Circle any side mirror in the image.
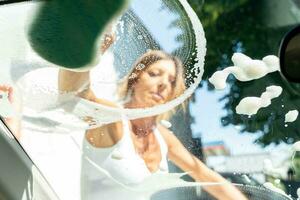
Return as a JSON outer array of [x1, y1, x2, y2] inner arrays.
[[279, 25, 300, 83]]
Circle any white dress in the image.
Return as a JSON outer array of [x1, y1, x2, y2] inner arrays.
[[80, 117, 169, 200]]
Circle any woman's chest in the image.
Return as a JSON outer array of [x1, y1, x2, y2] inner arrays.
[[130, 133, 162, 172], [98, 142, 159, 184]]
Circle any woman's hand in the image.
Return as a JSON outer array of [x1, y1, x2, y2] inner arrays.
[[0, 84, 21, 139]]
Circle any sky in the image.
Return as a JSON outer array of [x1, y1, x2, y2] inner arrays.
[[131, 0, 183, 53], [189, 83, 268, 155]]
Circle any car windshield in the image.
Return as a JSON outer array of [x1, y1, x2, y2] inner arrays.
[[1, 0, 300, 200]]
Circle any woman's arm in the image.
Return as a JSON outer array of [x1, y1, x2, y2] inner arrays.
[[58, 69, 117, 107], [159, 126, 248, 200], [58, 69, 90, 92], [58, 69, 122, 147]]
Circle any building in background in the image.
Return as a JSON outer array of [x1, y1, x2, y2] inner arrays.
[[203, 140, 230, 158]]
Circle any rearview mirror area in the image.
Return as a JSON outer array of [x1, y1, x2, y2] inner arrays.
[[279, 25, 300, 83]]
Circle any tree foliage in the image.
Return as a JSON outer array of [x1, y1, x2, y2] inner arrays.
[[188, 0, 300, 146]]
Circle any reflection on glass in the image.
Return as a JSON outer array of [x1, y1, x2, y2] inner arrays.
[[2, 0, 300, 199], [0, 0, 211, 199]]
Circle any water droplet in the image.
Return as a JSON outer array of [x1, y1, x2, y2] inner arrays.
[[129, 73, 137, 79], [136, 63, 145, 70], [160, 120, 172, 128], [296, 188, 300, 198], [137, 35, 143, 40], [111, 149, 123, 160], [242, 174, 251, 183], [159, 165, 168, 172]]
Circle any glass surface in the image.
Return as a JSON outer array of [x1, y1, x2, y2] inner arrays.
[[1, 0, 300, 199], [189, 0, 300, 199]]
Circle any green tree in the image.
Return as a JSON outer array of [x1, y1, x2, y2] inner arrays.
[[188, 0, 300, 146]]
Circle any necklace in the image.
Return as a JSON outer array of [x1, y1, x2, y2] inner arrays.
[[132, 124, 155, 138]]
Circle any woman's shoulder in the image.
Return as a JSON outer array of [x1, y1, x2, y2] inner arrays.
[[85, 121, 124, 148], [157, 123, 173, 134], [157, 123, 178, 148]]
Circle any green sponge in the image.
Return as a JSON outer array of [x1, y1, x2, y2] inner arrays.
[[28, 0, 130, 71]]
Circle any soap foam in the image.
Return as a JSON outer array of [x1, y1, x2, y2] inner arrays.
[[236, 86, 282, 116], [285, 110, 299, 123], [263, 182, 292, 199], [292, 141, 300, 152], [209, 53, 280, 90], [160, 120, 172, 128], [263, 159, 288, 180]]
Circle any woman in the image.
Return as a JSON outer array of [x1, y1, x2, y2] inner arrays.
[[58, 49, 248, 200]]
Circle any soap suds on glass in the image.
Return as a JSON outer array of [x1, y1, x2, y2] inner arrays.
[[209, 53, 279, 90], [235, 86, 282, 116]]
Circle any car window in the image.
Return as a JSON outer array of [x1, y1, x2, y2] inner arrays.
[[0, 0, 300, 200]]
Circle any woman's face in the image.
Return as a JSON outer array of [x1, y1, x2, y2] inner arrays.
[[130, 59, 177, 108]]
